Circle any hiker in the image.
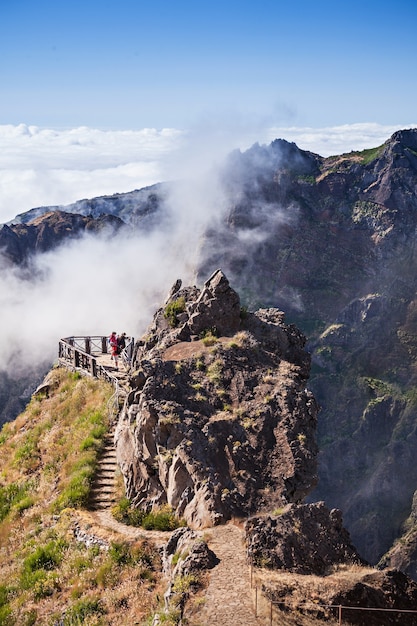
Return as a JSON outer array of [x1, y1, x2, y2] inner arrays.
[[109, 331, 119, 369], [117, 332, 127, 354]]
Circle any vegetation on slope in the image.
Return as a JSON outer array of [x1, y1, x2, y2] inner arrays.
[[0, 368, 162, 625]]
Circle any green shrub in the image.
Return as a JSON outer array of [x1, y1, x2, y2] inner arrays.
[[206, 360, 223, 386], [156, 609, 181, 625], [0, 482, 31, 522], [32, 572, 60, 600], [200, 328, 219, 345], [0, 603, 13, 625], [13, 436, 37, 464], [0, 423, 12, 447], [172, 573, 200, 593], [112, 500, 183, 531], [63, 597, 105, 624], [21, 609, 37, 626], [142, 506, 183, 531], [112, 498, 145, 526], [0, 585, 10, 608], [80, 423, 106, 451], [15, 495, 35, 514], [164, 297, 186, 328], [56, 454, 97, 510], [23, 539, 66, 574], [109, 541, 132, 566]]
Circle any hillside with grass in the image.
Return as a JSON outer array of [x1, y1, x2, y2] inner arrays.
[[0, 368, 163, 625]]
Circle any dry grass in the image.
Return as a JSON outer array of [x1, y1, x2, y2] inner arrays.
[[0, 368, 165, 625], [253, 563, 378, 625]]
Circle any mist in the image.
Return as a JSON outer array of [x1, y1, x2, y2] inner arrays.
[[0, 144, 239, 379]]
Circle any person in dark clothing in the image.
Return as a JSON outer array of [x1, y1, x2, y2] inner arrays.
[[117, 332, 127, 354]]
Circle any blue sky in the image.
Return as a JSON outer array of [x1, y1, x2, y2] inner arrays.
[[0, 0, 416, 222], [1, 0, 416, 129]]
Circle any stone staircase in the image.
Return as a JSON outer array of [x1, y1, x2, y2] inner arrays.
[[88, 426, 119, 510]]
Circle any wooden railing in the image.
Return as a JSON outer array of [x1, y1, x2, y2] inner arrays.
[[59, 336, 111, 383], [58, 335, 134, 386]]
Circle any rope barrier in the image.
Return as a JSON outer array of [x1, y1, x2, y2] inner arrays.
[[250, 574, 417, 625]]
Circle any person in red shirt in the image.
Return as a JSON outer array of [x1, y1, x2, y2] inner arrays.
[[109, 331, 119, 369]]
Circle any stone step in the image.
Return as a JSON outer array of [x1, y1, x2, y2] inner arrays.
[[98, 463, 116, 472], [93, 480, 115, 488], [90, 493, 116, 501], [92, 476, 115, 485], [90, 491, 116, 498], [90, 499, 115, 507], [98, 455, 117, 463], [99, 455, 116, 464]]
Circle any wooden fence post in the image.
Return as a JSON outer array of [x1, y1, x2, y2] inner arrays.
[[102, 336, 108, 354], [339, 605, 342, 625], [85, 337, 91, 354]]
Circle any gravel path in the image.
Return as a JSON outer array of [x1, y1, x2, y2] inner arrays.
[[191, 524, 266, 626]]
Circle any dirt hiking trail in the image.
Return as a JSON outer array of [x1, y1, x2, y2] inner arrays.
[[188, 523, 266, 626]]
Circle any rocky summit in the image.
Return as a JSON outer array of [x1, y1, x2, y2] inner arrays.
[[115, 269, 319, 528]]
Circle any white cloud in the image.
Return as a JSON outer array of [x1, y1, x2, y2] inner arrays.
[[0, 124, 184, 223]]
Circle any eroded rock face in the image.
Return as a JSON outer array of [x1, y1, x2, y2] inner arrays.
[[246, 502, 365, 575], [115, 270, 318, 528]]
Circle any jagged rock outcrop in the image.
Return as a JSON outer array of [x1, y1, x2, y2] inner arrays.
[[115, 270, 318, 528], [160, 527, 218, 617], [245, 504, 417, 625], [246, 502, 365, 575], [379, 490, 417, 580], [9, 183, 166, 228]]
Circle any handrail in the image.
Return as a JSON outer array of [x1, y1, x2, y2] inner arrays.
[[58, 335, 134, 392]]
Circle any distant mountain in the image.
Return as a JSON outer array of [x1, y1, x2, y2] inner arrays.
[[8, 183, 167, 227], [0, 210, 124, 265], [3, 128, 417, 576]]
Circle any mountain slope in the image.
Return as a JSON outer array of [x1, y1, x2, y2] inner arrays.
[[0, 368, 162, 625]]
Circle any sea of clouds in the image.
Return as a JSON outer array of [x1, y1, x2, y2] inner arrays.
[[0, 121, 416, 381]]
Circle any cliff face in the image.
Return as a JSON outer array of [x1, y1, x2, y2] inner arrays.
[[115, 270, 318, 528], [194, 129, 417, 566]]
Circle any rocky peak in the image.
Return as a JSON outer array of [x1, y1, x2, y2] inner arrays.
[[115, 271, 318, 528]]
